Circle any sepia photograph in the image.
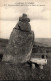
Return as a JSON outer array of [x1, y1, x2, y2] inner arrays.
[[0, 0, 51, 80]]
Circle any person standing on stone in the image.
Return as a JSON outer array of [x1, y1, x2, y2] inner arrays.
[[2, 13, 34, 64]]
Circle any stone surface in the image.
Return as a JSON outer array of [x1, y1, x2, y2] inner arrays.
[[15, 21, 31, 32], [19, 14, 30, 22], [2, 14, 34, 64], [19, 17, 30, 22]]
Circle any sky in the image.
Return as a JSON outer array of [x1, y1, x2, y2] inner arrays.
[[0, 0, 51, 39]]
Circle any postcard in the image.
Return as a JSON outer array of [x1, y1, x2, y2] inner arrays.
[[0, 0, 51, 80]]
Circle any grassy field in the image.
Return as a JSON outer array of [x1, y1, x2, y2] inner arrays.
[[0, 38, 51, 80]]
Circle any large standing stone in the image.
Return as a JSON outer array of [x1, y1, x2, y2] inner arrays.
[[2, 14, 34, 64]]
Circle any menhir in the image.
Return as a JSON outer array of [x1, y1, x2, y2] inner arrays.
[[2, 14, 34, 64]]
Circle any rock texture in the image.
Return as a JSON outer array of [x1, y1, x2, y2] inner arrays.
[[2, 14, 34, 64], [0, 14, 50, 80]]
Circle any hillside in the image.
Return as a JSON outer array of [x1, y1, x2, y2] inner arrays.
[[35, 38, 51, 47], [0, 38, 51, 48]]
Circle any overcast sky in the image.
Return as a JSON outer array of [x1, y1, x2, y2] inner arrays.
[[0, 0, 51, 39]]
